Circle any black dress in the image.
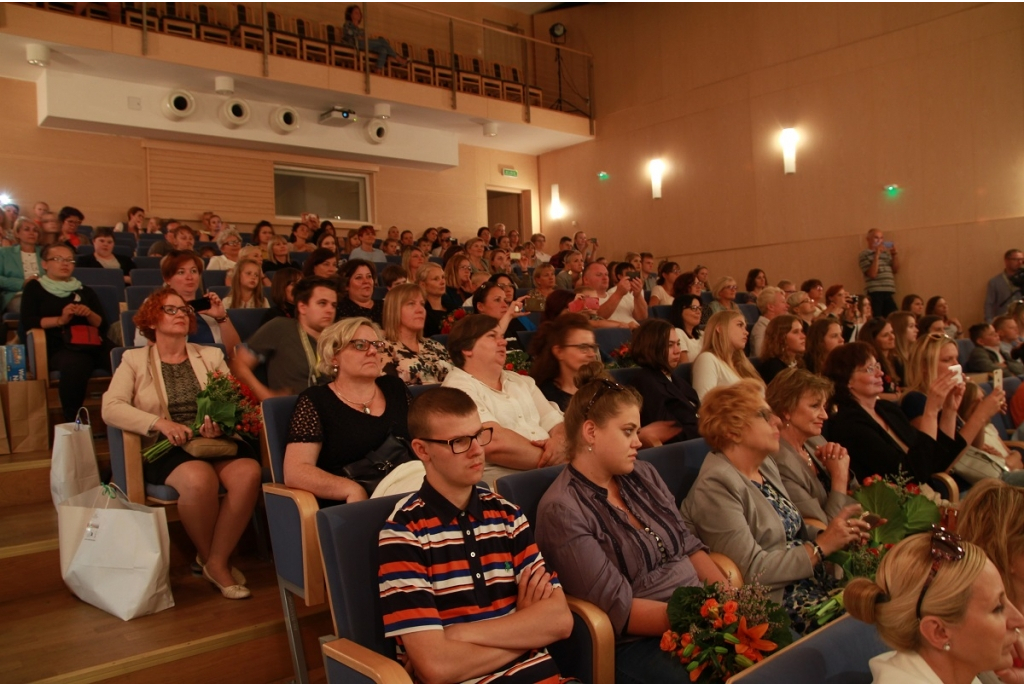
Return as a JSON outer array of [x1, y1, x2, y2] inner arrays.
[[628, 365, 701, 443], [538, 378, 573, 412], [20, 279, 113, 421], [286, 376, 411, 505], [335, 297, 383, 325]]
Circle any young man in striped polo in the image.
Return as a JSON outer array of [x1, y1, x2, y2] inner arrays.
[[378, 387, 573, 683]]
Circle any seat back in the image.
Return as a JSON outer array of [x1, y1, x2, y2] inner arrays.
[[409, 383, 439, 399], [594, 327, 632, 358], [650, 304, 672, 320], [126, 285, 159, 310], [957, 338, 975, 366], [120, 309, 138, 346], [726, 614, 885, 683], [738, 303, 760, 328], [76, 269, 126, 301], [316, 497, 406, 656], [130, 268, 165, 286], [203, 269, 229, 288], [495, 465, 565, 527], [227, 308, 269, 342], [673, 362, 693, 386], [107, 348, 131, 493], [609, 366, 645, 388], [517, 329, 536, 352], [700, 291, 714, 306], [638, 437, 710, 506], [262, 395, 299, 483], [90, 285, 122, 330], [133, 256, 163, 269]]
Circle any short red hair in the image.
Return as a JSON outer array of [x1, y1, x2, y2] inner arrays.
[[160, 250, 204, 283], [134, 287, 198, 342]]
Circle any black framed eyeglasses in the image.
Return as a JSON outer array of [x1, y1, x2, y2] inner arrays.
[[349, 339, 387, 352], [583, 378, 626, 420], [565, 343, 600, 354], [160, 304, 195, 316], [420, 427, 493, 454], [915, 526, 965, 620]]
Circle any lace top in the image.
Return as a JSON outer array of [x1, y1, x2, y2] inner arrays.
[[161, 359, 201, 425], [381, 338, 452, 385]]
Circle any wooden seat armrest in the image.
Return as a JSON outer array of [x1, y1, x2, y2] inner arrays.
[[28, 327, 48, 383], [930, 472, 960, 505], [1005, 441, 1024, 452], [804, 517, 826, 531], [709, 552, 744, 587], [123, 430, 146, 503], [262, 482, 325, 605], [321, 637, 412, 684], [565, 596, 616, 684]]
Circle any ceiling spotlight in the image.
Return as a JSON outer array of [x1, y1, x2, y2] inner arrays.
[[549, 23, 566, 44], [483, 122, 498, 137], [214, 76, 235, 95], [373, 103, 391, 119], [26, 44, 50, 67]]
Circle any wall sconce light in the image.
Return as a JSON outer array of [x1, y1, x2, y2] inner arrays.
[[550, 184, 566, 219], [26, 44, 50, 67], [648, 159, 665, 199], [780, 128, 799, 174], [483, 122, 498, 137]]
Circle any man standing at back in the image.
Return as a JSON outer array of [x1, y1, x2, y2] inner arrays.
[[985, 248, 1024, 322], [378, 387, 573, 683], [858, 228, 899, 318]]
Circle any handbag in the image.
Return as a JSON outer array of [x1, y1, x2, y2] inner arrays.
[[951, 445, 1009, 484], [182, 437, 238, 459], [342, 434, 415, 496], [50, 407, 101, 507], [62, 324, 102, 350]]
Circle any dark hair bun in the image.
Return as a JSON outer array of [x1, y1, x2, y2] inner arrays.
[[573, 361, 609, 390]]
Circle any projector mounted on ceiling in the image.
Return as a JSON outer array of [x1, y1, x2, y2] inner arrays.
[[319, 107, 358, 126]]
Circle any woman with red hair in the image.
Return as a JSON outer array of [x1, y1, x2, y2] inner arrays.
[[103, 287, 260, 600]]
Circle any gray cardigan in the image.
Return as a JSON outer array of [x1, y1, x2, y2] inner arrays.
[[772, 436, 855, 526], [680, 451, 814, 602]]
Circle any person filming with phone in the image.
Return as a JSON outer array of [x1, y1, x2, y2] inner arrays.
[[584, 261, 647, 327], [860, 228, 900, 318]]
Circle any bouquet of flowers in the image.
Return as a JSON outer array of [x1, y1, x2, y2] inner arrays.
[[604, 342, 635, 369], [143, 371, 263, 462], [440, 308, 468, 334], [503, 349, 532, 375], [802, 470, 940, 626], [661, 582, 792, 682]]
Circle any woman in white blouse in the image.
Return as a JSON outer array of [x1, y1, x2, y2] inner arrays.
[[692, 309, 763, 400]]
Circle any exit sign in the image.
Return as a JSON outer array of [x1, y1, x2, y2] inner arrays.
[[501, 168, 518, 178]]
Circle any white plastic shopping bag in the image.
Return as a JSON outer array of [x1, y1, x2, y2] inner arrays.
[[58, 484, 175, 620], [50, 408, 101, 508]]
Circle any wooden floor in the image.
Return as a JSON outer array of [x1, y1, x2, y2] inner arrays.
[[0, 439, 333, 683]]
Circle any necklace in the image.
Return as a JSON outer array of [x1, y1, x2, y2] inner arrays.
[[331, 381, 377, 414]]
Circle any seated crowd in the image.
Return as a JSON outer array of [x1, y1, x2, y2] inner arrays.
[[7, 197, 1024, 682]]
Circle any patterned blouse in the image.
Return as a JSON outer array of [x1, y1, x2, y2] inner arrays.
[[381, 338, 452, 385]]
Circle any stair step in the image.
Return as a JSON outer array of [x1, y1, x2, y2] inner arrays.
[[0, 501, 62, 603], [0, 440, 111, 507]]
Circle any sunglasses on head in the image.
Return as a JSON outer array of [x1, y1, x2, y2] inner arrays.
[[915, 526, 965, 620], [583, 378, 626, 420]]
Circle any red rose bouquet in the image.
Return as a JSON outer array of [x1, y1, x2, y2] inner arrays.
[[440, 308, 468, 334]]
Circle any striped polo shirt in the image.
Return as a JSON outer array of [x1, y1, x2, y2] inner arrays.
[[379, 481, 562, 684]]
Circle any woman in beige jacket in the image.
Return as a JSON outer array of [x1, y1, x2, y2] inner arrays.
[[102, 287, 260, 600]]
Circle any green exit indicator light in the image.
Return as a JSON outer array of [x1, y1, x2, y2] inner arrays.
[[501, 168, 518, 178], [884, 184, 901, 197], [597, 171, 609, 181]]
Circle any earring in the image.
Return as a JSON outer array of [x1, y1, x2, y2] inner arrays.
[[331, 364, 338, 374], [587, 445, 593, 452], [943, 642, 950, 652]]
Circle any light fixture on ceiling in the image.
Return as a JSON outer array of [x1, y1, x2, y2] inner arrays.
[[549, 23, 567, 44], [0, 194, 12, 206], [214, 76, 235, 95], [780, 128, 799, 174], [26, 44, 50, 67], [373, 103, 391, 119], [648, 159, 665, 199], [550, 184, 566, 219], [483, 122, 498, 137]]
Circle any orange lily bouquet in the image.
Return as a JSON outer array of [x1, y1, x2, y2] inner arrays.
[[661, 582, 793, 682]]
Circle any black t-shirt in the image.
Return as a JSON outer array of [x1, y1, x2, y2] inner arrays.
[[538, 378, 573, 412], [20, 280, 108, 357]]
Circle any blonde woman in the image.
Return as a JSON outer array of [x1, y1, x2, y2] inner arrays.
[[380, 283, 451, 386], [464, 237, 490, 275], [706, 276, 739, 316], [223, 258, 267, 309], [414, 262, 450, 337], [845, 531, 1024, 683], [401, 247, 426, 277], [691, 309, 763, 400], [960, 480, 1024, 615]]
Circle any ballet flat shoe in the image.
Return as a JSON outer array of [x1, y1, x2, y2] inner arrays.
[[203, 566, 251, 600], [196, 554, 247, 586]]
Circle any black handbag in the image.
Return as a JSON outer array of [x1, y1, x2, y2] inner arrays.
[[341, 434, 415, 496]]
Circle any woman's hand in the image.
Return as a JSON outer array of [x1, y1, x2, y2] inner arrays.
[[977, 386, 1007, 421], [817, 442, 851, 484], [338, 478, 368, 503], [197, 415, 223, 438], [924, 367, 959, 413], [815, 504, 870, 556], [155, 418, 194, 447], [59, 303, 78, 325], [204, 292, 227, 319], [638, 420, 683, 447]]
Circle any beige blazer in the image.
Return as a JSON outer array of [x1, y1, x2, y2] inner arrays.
[[680, 451, 814, 603], [772, 436, 855, 526], [101, 344, 229, 444]]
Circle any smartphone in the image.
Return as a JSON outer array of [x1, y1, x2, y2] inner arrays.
[[510, 252, 521, 260], [861, 513, 884, 529], [883, 241, 894, 249], [626, 270, 641, 280], [524, 295, 545, 313], [588, 237, 598, 244], [993, 367, 1004, 388], [190, 296, 212, 313], [948, 363, 965, 385]]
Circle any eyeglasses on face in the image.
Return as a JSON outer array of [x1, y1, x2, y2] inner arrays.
[[222, 240, 241, 247], [584, 378, 626, 420], [755, 408, 775, 423], [420, 426, 494, 454], [855, 363, 883, 374], [46, 256, 75, 264], [160, 304, 195, 316], [915, 526, 965, 620], [564, 343, 600, 354], [684, 304, 703, 312], [348, 339, 387, 352]]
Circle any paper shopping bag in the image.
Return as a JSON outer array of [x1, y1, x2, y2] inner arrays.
[[0, 387, 10, 455], [50, 408, 101, 508], [0, 380, 49, 453], [58, 485, 175, 621]]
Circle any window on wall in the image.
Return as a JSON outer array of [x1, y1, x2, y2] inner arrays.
[[274, 166, 369, 221]]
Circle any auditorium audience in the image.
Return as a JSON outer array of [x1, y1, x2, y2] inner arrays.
[[471, 281, 529, 350], [261, 235, 295, 277], [682, 380, 867, 633], [985, 248, 1024, 321], [994, 315, 1024, 371], [442, 253, 474, 309], [628, 318, 701, 445], [959, 480, 1024, 617], [706, 276, 740, 317], [926, 295, 963, 339], [262, 267, 302, 324], [464, 237, 490, 275], [535, 365, 726, 683], [283, 317, 410, 506], [587, 261, 647, 326], [555, 249, 584, 290], [531, 233, 551, 262], [335, 259, 383, 324], [671, 270, 703, 300], [800, 279, 826, 317], [113, 206, 144, 235], [694, 264, 710, 291], [207, 229, 242, 273], [57, 206, 87, 249], [400, 246, 425, 277], [348, 225, 386, 264], [955, 382, 1024, 481], [380, 283, 451, 386], [252, 220, 275, 258], [441, 314, 567, 485], [766, 368, 855, 524], [745, 268, 767, 300], [528, 313, 598, 411], [888, 310, 918, 382], [102, 287, 260, 600], [315, 233, 338, 254], [154, 251, 241, 355], [858, 317, 902, 399], [22, 243, 113, 421], [902, 293, 925, 319], [692, 310, 762, 400], [76, 227, 134, 284], [300, 247, 338, 280], [573, 230, 599, 263], [966, 322, 1019, 374], [758, 314, 806, 384], [750, 285, 787, 357], [817, 284, 852, 321], [529, 262, 557, 302], [669, 292, 703, 361], [648, 260, 680, 307], [859, 228, 900, 317], [845, 531, 1024, 684], [788, 289, 817, 328], [803, 317, 844, 374], [222, 258, 266, 309], [0, 217, 43, 313], [821, 341, 964, 483]]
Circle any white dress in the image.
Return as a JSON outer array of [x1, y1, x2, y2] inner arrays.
[[691, 352, 742, 400]]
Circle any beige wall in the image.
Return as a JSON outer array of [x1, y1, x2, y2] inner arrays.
[[0, 77, 538, 240], [535, 2, 1024, 323]]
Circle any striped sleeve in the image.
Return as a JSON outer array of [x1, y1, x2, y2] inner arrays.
[[379, 495, 445, 637]]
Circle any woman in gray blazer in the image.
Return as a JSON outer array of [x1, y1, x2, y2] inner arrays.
[[681, 379, 869, 634], [766, 368, 857, 526]]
